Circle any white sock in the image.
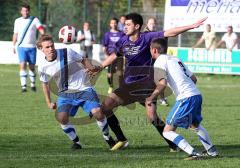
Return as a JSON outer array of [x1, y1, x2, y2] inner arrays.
[[28, 70, 36, 87], [61, 123, 80, 144], [163, 131, 194, 155], [96, 117, 110, 141], [19, 70, 27, 88], [192, 125, 213, 151]]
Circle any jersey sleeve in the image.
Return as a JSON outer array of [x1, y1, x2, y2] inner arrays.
[[13, 19, 18, 33], [154, 57, 167, 84], [33, 17, 43, 30], [145, 31, 164, 41]]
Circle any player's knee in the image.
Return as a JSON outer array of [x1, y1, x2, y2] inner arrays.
[[56, 112, 69, 124], [91, 107, 104, 120]]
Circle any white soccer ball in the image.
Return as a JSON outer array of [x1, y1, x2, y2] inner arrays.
[[58, 25, 76, 44]]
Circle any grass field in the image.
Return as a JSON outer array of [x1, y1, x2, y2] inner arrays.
[[0, 64, 240, 168]]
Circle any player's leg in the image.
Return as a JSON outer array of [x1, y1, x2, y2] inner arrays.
[[57, 97, 82, 149], [144, 101, 178, 151], [27, 48, 37, 91], [102, 92, 128, 150], [107, 64, 114, 94], [189, 94, 218, 157], [17, 47, 28, 92], [163, 96, 203, 160], [90, 107, 116, 148], [190, 124, 218, 157], [80, 88, 116, 148], [163, 125, 201, 160]]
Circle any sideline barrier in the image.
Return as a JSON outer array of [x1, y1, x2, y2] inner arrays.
[[0, 41, 104, 65], [168, 47, 240, 75]]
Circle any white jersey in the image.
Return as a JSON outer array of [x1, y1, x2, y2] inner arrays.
[[14, 16, 42, 48], [38, 48, 92, 92], [154, 54, 201, 100], [221, 32, 238, 50], [77, 30, 95, 47]]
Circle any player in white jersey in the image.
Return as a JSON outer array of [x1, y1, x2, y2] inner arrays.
[[37, 35, 115, 150], [147, 38, 218, 160], [13, 4, 45, 92]]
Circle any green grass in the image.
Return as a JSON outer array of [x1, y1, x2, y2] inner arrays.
[[0, 64, 240, 168]]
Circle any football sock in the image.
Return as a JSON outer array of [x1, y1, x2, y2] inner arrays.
[[19, 70, 27, 88], [96, 117, 111, 141], [163, 131, 194, 155], [28, 70, 36, 87], [191, 124, 213, 151], [61, 123, 80, 144], [107, 76, 113, 87], [151, 118, 177, 149], [107, 113, 127, 141]]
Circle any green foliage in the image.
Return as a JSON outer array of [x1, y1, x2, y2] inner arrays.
[[0, 64, 240, 167]]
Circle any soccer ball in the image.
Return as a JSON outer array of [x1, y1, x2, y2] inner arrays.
[[58, 25, 76, 44]]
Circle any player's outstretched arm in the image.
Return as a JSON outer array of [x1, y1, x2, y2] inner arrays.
[[164, 17, 207, 37], [42, 82, 56, 110], [101, 52, 117, 68]]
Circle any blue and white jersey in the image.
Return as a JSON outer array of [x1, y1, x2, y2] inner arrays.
[[14, 16, 43, 48], [38, 48, 92, 93], [154, 54, 200, 100]]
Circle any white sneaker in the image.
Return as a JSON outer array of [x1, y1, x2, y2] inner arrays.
[[202, 146, 219, 157], [159, 99, 169, 106]]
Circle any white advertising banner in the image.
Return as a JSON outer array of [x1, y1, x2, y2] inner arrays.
[[164, 0, 240, 32]]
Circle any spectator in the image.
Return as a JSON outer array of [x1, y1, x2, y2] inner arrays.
[[216, 26, 238, 52], [77, 21, 96, 59], [192, 24, 216, 50]]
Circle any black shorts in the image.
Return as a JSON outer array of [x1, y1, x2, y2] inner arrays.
[[114, 79, 156, 106]]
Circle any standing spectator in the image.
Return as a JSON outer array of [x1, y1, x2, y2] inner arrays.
[[192, 24, 216, 50], [143, 17, 157, 32], [117, 15, 126, 32], [216, 26, 238, 51], [12, 4, 45, 92], [77, 21, 96, 59]]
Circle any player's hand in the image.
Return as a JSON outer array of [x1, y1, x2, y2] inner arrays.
[[145, 97, 154, 106], [13, 48, 16, 54], [192, 17, 208, 28], [48, 102, 57, 110], [87, 65, 103, 76]]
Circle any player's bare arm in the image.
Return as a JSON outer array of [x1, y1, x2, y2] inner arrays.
[[190, 75, 197, 84], [101, 52, 117, 68], [164, 17, 207, 37], [42, 82, 56, 110], [12, 33, 18, 54], [146, 79, 167, 103]]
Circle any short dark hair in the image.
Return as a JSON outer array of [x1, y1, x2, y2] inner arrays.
[[125, 13, 143, 30], [37, 35, 54, 49], [151, 38, 168, 54], [21, 4, 30, 10]]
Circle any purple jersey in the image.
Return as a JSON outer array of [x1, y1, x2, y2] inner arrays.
[[111, 31, 164, 83], [102, 31, 125, 55]]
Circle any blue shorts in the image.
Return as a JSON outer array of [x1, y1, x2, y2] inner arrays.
[[17, 47, 37, 64], [57, 88, 101, 117], [166, 95, 203, 129]]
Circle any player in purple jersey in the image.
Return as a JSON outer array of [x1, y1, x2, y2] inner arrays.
[[102, 18, 125, 94], [97, 13, 207, 151]]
